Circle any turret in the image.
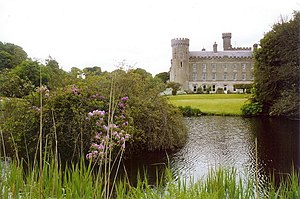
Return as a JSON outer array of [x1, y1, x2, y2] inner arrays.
[[170, 38, 190, 90], [222, 33, 232, 50]]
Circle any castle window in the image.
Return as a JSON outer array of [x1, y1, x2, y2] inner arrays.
[[212, 73, 216, 80], [193, 85, 197, 92], [233, 72, 237, 80], [224, 85, 227, 91], [212, 63, 216, 69], [180, 61, 183, 67], [212, 85, 216, 92], [202, 73, 206, 80], [203, 64, 207, 70], [203, 85, 207, 91], [193, 64, 197, 72], [223, 72, 227, 80], [223, 64, 228, 69], [250, 72, 254, 80], [233, 64, 237, 70], [192, 73, 197, 81], [242, 73, 246, 80], [242, 63, 246, 70]]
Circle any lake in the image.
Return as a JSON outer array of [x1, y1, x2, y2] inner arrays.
[[125, 116, 299, 188]]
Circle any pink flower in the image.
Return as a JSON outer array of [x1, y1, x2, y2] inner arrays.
[[121, 96, 129, 101]]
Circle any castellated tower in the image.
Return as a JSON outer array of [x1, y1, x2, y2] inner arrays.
[[222, 33, 232, 50], [170, 38, 190, 90]]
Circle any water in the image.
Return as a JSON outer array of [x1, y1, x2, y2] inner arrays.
[[170, 116, 299, 186], [126, 116, 299, 187]]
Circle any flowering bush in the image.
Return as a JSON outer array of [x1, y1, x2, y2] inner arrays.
[[86, 96, 132, 163]]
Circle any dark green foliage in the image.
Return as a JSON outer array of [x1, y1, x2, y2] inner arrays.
[[178, 106, 203, 117], [0, 51, 13, 70], [83, 66, 102, 76], [111, 69, 187, 152], [0, 42, 27, 70], [206, 86, 212, 94], [196, 86, 203, 94], [253, 11, 300, 118], [0, 69, 33, 97], [154, 72, 169, 83], [1, 68, 187, 163], [241, 102, 263, 117], [233, 83, 253, 93]]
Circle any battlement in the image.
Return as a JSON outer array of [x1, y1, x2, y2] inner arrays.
[[222, 33, 232, 38], [171, 38, 189, 47], [227, 47, 252, 51]]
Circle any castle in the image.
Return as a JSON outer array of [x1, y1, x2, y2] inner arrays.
[[170, 33, 257, 93]]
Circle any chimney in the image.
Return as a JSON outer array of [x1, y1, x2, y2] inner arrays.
[[222, 33, 232, 50], [253, 43, 258, 51], [213, 42, 217, 53]]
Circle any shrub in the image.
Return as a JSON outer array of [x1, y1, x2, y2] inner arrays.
[[1, 69, 188, 164], [196, 87, 203, 94], [178, 106, 202, 117], [241, 102, 263, 117], [216, 88, 224, 94]]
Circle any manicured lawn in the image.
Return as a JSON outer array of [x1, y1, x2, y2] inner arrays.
[[166, 94, 250, 116]]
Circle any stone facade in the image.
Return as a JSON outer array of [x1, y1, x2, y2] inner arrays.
[[170, 33, 256, 93]]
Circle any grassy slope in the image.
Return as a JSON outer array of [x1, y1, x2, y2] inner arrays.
[[166, 94, 250, 116]]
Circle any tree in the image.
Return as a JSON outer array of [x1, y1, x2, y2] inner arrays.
[[0, 42, 27, 68], [253, 11, 299, 118], [0, 51, 13, 70], [45, 57, 69, 90], [12, 59, 49, 87], [167, 82, 181, 95], [155, 72, 169, 83], [83, 66, 102, 76], [0, 69, 33, 97]]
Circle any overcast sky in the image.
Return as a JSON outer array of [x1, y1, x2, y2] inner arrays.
[[0, 0, 299, 75]]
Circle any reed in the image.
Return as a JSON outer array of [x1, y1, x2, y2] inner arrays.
[[0, 156, 299, 198]]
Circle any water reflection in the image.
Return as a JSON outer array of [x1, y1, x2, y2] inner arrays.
[[170, 116, 299, 187]]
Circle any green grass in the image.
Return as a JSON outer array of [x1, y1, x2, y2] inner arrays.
[[166, 94, 250, 116], [1, 158, 299, 198]]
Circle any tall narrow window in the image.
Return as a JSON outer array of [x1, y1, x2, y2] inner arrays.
[[212, 85, 216, 92], [180, 61, 183, 67], [224, 72, 227, 80], [242, 73, 246, 80], [203, 64, 207, 70], [192, 73, 197, 81], [193, 64, 197, 72], [233, 64, 237, 70], [233, 72, 237, 80], [212, 73, 216, 80], [202, 73, 207, 80], [242, 63, 246, 70], [212, 63, 216, 70]]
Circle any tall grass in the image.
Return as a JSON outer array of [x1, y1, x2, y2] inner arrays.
[[1, 158, 298, 198]]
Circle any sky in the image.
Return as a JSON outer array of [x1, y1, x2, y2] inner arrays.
[[0, 0, 299, 75]]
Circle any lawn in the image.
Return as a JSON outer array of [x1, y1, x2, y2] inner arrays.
[[166, 94, 250, 116]]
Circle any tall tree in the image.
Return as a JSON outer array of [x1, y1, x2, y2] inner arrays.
[[155, 72, 169, 83], [0, 42, 27, 69], [254, 11, 300, 118]]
